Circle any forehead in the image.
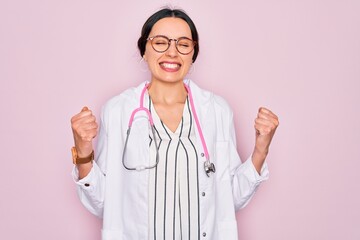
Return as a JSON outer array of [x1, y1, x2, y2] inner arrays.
[[150, 17, 192, 38]]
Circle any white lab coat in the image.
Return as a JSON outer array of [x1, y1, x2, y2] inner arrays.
[[72, 79, 269, 240]]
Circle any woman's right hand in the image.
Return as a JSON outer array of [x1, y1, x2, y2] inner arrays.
[[71, 107, 98, 158]]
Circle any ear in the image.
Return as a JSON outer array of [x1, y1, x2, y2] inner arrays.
[[143, 55, 147, 62]]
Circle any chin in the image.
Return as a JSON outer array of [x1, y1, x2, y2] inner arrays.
[[154, 74, 185, 83]]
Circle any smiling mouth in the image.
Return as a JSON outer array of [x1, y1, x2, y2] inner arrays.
[[160, 62, 181, 71]]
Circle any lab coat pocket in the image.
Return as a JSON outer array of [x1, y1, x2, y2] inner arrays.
[[217, 220, 238, 239], [101, 229, 126, 240]]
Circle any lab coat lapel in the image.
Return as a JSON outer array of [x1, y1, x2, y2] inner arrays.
[[185, 80, 216, 186], [185, 80, 212, 131]]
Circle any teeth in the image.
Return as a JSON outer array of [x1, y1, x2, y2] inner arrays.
[[161, 63, 180, 69]]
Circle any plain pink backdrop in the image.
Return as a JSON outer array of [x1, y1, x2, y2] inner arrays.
[[1, 0, 359, 239]]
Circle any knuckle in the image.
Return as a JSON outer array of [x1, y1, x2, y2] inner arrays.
[[260, 107, 268, 113], [70, 115, 79, 124], [71, 122, 79, 130], [270, 120, 278, 129], [79, 132, 88, 139]]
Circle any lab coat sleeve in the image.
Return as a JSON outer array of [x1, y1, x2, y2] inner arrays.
[[71, 107, 107, 218], [228, 113, 269, 211]]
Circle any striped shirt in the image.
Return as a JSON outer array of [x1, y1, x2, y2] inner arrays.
[[148, 97, 200, 240]]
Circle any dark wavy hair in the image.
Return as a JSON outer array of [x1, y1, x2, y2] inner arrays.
[[137, 8, 199, 63]]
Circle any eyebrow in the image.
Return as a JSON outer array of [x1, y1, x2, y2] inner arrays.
[[149, 34, 193, 40]]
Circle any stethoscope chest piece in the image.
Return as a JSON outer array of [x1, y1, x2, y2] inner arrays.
[[204, 160, 216, 177]]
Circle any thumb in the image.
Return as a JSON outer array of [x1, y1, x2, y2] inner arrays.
[[81, 106, 89, 112]]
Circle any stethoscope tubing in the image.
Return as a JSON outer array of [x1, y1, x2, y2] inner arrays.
[[183, 84, 209, 161], [122, 82, 215, 176]]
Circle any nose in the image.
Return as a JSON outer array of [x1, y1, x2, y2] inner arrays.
[[166, 39, 178, 57]]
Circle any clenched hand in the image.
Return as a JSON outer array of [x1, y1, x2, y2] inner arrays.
[[71, 107, 98, 158], [252, 107, 279, 173]]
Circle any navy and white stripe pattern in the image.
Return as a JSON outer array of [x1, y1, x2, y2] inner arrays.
[[148, 97, 200, 240]]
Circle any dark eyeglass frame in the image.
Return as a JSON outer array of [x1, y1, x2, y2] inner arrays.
[[147, 35, 196, 55]]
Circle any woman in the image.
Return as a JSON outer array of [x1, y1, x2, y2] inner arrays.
[[71, 8, 279, 240]]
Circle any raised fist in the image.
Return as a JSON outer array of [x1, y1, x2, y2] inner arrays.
[[254, 107, 279, 155], [71, 107, 98, 157]]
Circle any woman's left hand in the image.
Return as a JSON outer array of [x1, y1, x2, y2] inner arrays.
[[252, 107, 279, 173]]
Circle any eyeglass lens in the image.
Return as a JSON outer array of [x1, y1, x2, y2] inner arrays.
[[150, 36, 194, 55]]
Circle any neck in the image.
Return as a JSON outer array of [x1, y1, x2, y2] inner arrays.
[[148, 80, 187, 105]]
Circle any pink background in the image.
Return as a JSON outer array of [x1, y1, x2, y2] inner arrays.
[[1, 0, 359, 239]]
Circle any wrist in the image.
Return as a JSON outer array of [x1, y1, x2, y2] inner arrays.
[[71, 147, 94, 164], [251, 148, 268, 174], [73, 142, 93, 158], [76, 148, 93, 158], [252, 147, 268, 161], [77, 161, 93, 180]]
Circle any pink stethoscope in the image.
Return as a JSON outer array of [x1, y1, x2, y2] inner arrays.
[[122, 82, 216, 177]]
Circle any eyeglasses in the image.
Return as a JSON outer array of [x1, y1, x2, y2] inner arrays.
[[147, 35, 196, 55]]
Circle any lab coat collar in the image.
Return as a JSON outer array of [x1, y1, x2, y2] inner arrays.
[[132, 80, 212, 153], [132, 79, 212, 119], [184, 79, 212, 126]]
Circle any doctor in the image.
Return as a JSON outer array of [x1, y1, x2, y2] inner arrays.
[[70, 8, 279, 240]]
